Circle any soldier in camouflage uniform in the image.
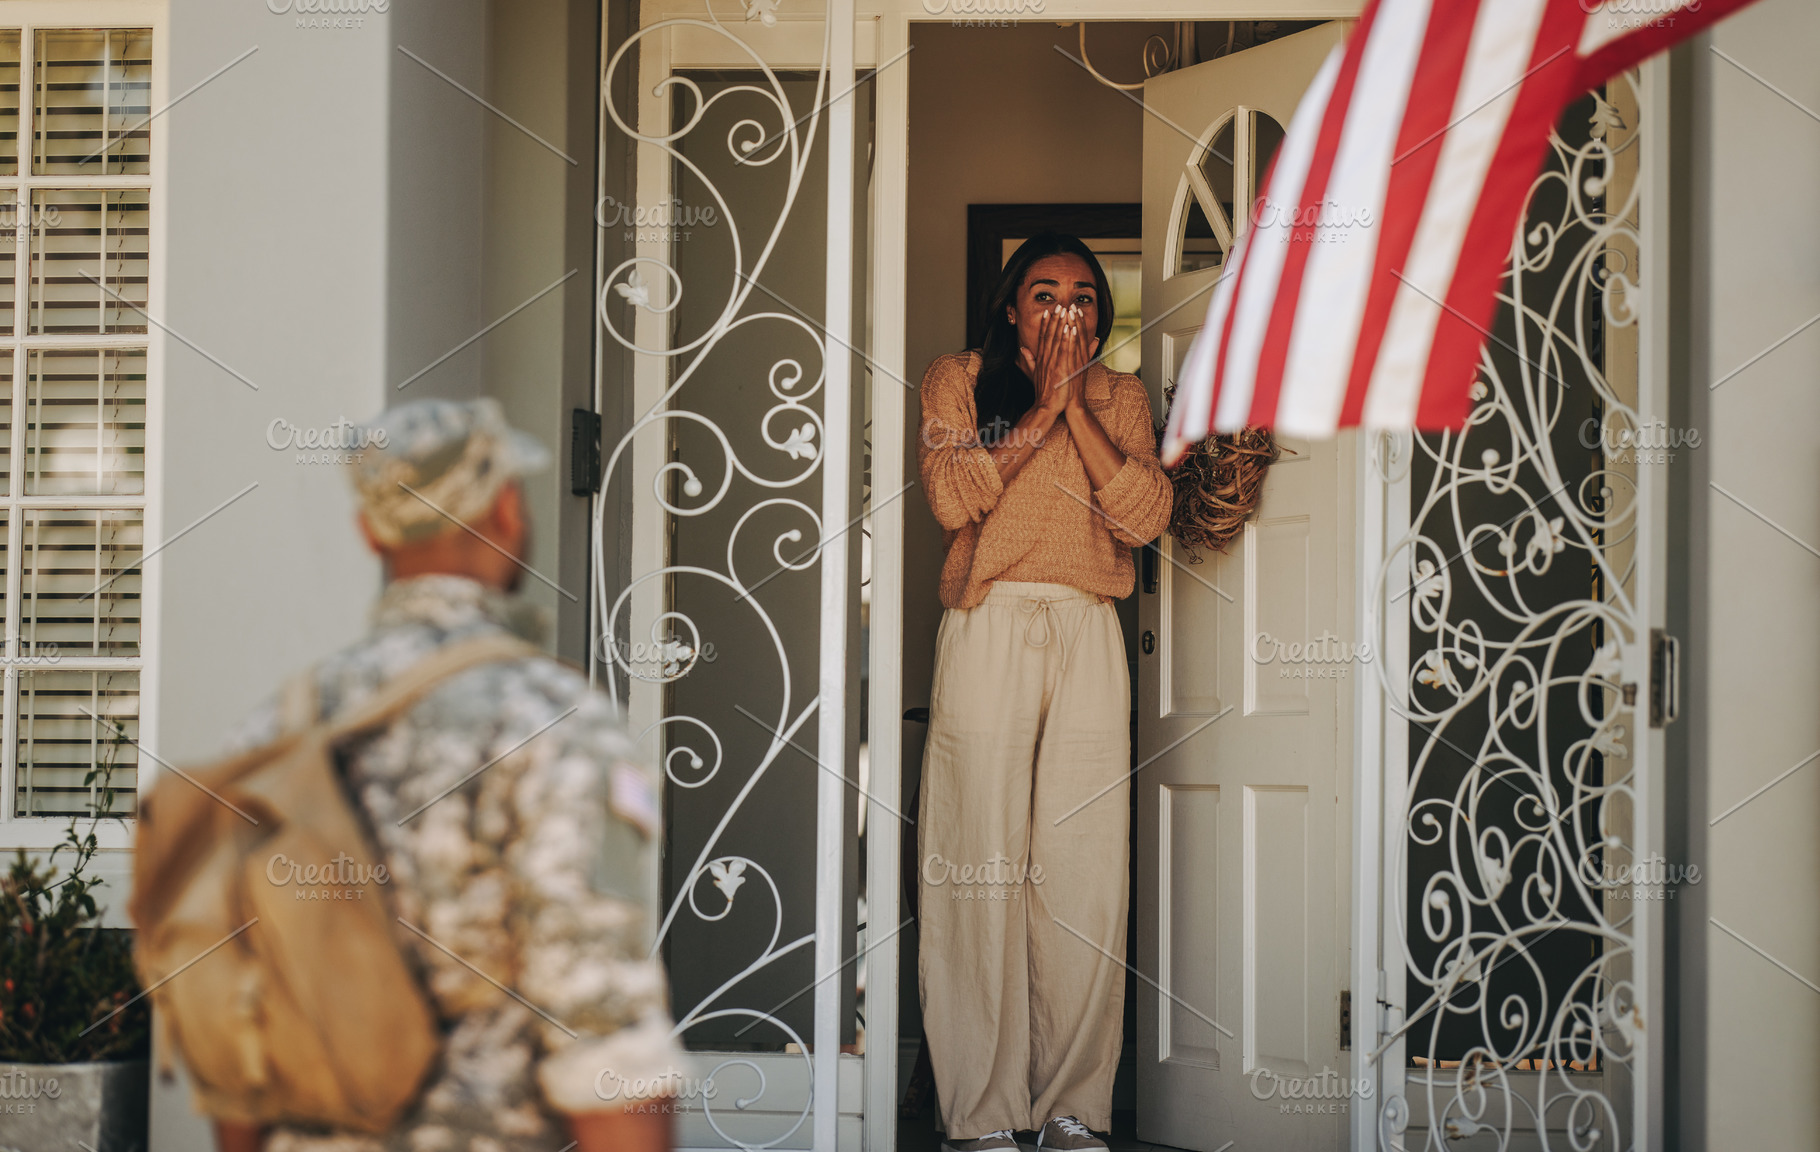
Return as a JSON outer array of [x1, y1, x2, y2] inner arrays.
[[213, 399, 681, 1152]]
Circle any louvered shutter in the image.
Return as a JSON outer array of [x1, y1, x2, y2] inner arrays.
[[0, 27, 151, 820]]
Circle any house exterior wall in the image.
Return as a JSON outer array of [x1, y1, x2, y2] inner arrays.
[[154, 4, 394, 1148], [480, 0, 600, 665], [123, 0, 1820, 1147], [1679, 0, 1820, 1146], [159, 11, 389, 773]]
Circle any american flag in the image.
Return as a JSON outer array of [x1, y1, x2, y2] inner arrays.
[[1161, 0, 1761, 463]]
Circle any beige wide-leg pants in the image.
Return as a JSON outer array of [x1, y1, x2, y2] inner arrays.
[[917, 581, 1130, 1139]]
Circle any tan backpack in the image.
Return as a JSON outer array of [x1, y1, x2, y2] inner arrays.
[[129, 633, 539, 1133]]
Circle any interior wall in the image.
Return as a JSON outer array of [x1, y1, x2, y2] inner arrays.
[[1684, 0, 1820, 1146], [900, 17, 1173, 1042]]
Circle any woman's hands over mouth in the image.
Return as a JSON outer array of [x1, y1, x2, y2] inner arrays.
[[1021, 303, 1100, 416]]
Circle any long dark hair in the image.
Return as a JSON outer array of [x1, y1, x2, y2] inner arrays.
[[973, 233, 1115, 446]]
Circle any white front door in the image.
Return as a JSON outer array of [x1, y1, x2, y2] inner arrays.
[[1135, 24, 1356, 1151]]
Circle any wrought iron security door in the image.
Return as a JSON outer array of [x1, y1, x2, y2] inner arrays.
[[1359, 66, 1669, 1152], [590, 2, 864, 1149]]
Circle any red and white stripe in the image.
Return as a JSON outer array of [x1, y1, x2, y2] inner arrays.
[[1162, 0, 1761, 463]]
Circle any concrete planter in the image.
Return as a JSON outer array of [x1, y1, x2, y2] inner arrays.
[[0, 1060, 149, 1152]]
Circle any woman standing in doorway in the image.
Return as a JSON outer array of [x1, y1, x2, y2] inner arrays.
[[916, 234, 1173, 1152]]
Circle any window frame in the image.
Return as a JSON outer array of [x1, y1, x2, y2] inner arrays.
[[0, 1, 164, 852]]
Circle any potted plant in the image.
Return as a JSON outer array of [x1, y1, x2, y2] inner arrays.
[[0, 753, 151, 1152]]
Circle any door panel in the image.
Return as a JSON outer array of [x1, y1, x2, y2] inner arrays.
[[1162, 541, 1226, 717], [1137, 22, 1351, 1151], [1245, 784, 1310, 1074], [1160, 783, 1222, 1069], [1247, 516, 1311, 716]]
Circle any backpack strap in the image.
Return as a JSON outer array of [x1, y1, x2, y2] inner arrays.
[[320, 632, 544, 745], [278, 667, 320, 735]]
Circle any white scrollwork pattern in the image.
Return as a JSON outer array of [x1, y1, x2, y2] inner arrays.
[[1370, 77, 1647, 1152], [593, 2, 844, 1146]]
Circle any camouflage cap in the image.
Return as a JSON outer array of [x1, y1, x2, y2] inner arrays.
[[349, 397, 551, 548]]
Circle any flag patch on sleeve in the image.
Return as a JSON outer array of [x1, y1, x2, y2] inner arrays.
[[609, 761, 661, 838]]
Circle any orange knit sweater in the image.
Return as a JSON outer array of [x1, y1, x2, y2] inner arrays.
[[918, 350, 1174, 610]]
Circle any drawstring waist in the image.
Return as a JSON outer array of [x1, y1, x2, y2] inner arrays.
[[1023, 597, 1069, 670], [979, 580, 1102, 607], [979, 581, 1102, 672]]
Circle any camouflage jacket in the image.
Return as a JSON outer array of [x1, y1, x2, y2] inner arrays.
[[227, 575, 683, 1152]]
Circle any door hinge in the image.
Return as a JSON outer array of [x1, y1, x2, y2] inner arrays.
[[1340, 990, 1352, 1051], [1649, 629, 1680, 729]]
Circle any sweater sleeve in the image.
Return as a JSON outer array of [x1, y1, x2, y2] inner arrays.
[[1091, 377, 1175, 547], [917, 353, 1005, 530]]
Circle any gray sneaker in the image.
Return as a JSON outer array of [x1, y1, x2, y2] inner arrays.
[[942, 1130, 1020, 1152], [1036, 1116, 1108, 1151]]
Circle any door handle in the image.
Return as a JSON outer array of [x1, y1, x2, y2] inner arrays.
[[1141, 630, 1156, 655]]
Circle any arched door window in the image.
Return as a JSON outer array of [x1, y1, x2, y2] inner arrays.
[[1167, 107, 1285, 278]]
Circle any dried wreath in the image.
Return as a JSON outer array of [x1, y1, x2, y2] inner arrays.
[[1159, 383, 1283, 561]]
